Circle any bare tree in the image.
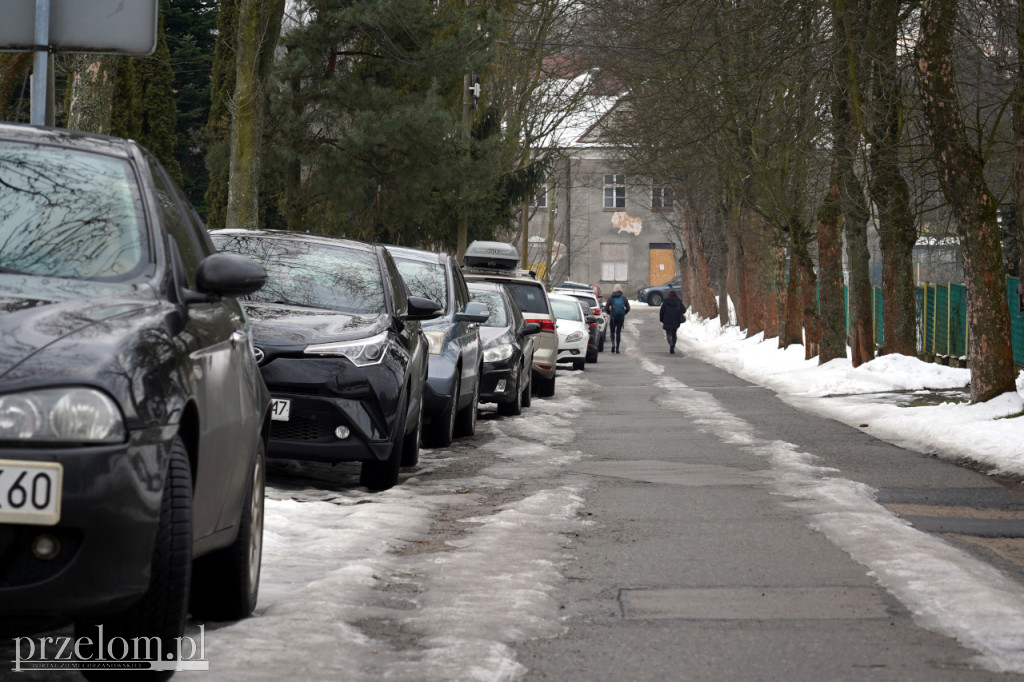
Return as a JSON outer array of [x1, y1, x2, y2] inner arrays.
[[916, 0, 1017, 402]]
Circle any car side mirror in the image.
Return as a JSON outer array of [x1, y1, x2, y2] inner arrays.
[[523, 322, 542, 335], [195, 252, 267, 298], [405, 296, 443, 321], [456, 300, 490, 324]]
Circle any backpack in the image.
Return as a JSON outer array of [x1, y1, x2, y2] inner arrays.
[[610, 294, 626, 316]]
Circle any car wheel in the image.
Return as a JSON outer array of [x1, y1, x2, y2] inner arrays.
[[423, 373, 458, 448], [521, 365, 532, 408], [534, 370, 556, 397], [598, 332, 605, 352], [587, 346, 598, 363], [498, 363, 524, 416], [573, 359, 586, 371], [649, 292, 663, 306], [76, 438, 192, 682], [401, 390, 422, 467], [360, 409, 404, 491], [454, 369, 480, 437], [190, 436, 265, 621]]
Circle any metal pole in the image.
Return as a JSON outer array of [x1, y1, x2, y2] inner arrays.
[[31, 0, 50, 126]]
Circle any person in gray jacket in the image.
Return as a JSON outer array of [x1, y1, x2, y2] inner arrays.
[[659, 290, 686, 354]]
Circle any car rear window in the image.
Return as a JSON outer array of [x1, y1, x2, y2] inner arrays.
[[214, 234, 386, 315], [0, 142, 148, 281], [551, 298, 583, 321], [469, 290, 508, 327], [394, 259, 448, 313], [497, 280, 550, 315]]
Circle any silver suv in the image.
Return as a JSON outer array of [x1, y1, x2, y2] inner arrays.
[[462, 241, 559, 397]]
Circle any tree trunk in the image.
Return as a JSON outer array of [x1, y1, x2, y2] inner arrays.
[[0, 54, 31, 121], [865, 0, 917, 357], [739, 215, 764, 336], [204, 0, 239, 231], [66, 56, 118, 134], [1014, 0, 1024, 280], [679, 207, 720, 319], [226, 0, 285, 230], [782, 223, 804, 350], [916, 0, 1017, 403], [818, 167, 847, 364], [726, 202, 746, 330]]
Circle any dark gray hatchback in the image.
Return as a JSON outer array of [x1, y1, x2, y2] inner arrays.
[[0, 124, 271, 665], [384, 245, 489, 448]]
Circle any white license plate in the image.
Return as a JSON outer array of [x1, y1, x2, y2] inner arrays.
[[271, 398, 291, 422], [0, 460, 63, 526]]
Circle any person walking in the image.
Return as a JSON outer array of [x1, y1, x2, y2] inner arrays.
[[659, 290, 686, 354], [604, 284, 631, 353]]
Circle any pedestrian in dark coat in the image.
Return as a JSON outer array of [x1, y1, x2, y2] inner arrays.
[[659, 290, 686, 354], [604, 283, 631, 353]]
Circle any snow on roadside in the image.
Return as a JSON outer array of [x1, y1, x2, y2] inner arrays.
[[201, 374, 593, 681], [667, 310, 1024, 475]]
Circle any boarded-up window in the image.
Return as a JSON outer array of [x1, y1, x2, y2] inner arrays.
[[601, 243, 629, 281]]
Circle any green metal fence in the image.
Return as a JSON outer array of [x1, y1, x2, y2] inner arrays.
[[912, 278, 1023, 367]]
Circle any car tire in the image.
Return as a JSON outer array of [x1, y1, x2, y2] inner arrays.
[[454, 369, 480, 437], [76, 438, 193, 682], [498, 363, 524, 416], [573, 359, 586, 371], [190, 436, 265, 622], [401, 391, 422, 467], [521, 365, 532, 408], [598, 332, 605, 352], [360, 409, 404, 491], [649, 292, 663, 306], [423, 373, 458, 448], [534, 370, 556, 397], [587, 346, 598, 363]]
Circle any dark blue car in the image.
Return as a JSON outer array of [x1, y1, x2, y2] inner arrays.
[[386, 246, 489, 448], [637, 276, 682, 306]]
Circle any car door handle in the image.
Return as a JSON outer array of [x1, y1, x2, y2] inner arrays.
[[230, 331, 247, 346]]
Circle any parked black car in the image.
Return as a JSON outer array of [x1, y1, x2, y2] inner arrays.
[[637, 276, 682, 306], [385, 246, 489, 448], [468, 281, 540, 416], [212, 230, 440, 491], [0, 125, 271, 658]]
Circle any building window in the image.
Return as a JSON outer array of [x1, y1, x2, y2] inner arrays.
[[604, 174, 625, 208], [652, 183, 673, 210], [534, 185, 547, 208], [600, 243, 629, 281]]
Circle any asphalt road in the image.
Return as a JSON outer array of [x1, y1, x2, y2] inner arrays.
[[514, 308, 1024, 682]]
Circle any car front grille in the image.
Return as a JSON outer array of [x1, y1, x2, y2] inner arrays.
[[270, 401, 344, 442]]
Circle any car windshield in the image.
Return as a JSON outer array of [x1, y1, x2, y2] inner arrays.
[[0, 142, 148, 281], [551, 298, 582, 321], [394, 259, 448, 313], [499, 281, 550, 315], [470, 290, 508, 328], [214, 234, 386, 314]]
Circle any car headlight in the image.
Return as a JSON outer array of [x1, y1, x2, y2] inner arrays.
[[423, 330, 446, 355], [566, 331, 584, 343], [304, 331, 392, 366], [0, 388, 125, 443], [483, 343, 513, 362]]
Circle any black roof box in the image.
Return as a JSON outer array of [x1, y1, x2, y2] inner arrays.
[[464, 240, 520, 270]]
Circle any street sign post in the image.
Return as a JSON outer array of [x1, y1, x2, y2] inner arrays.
[[0, 0, 159, 125]]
